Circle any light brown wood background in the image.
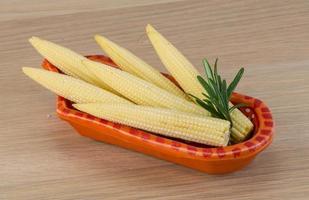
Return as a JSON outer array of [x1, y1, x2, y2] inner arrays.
[[1, 0, 309, 199]]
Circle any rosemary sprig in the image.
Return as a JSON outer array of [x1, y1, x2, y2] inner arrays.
[[191, 58, 246, 125]]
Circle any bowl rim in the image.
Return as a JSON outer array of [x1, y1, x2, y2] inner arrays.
[[42, 55, 274, 161]]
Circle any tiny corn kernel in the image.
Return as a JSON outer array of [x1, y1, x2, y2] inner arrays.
[[29, 36, 117, 93], [73, 103, 231, 147], [94, 34, 189, 99], [22, 67, 132, 105], [82, 59, 210, 117]]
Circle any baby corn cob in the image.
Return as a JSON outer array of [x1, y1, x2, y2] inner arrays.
[[94, 35, 188, 99], [230, 107, 254, 141], [29, 37, 116, 93], [23, 67, 132, 105], [73, 103, 231, 147], [146, 24, 253, 141], [146, 24, 204, 100], [82, 59, 210, 116]]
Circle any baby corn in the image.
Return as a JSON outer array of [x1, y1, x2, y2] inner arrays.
[[94, 34, 188, 99], [146, 24, 253, 140], [73, 103, 231, 147], [230, 107, 254, 141], [82, 59, 210, 116], [146, 24, 204, 100], [23, 67, 132, 105], [29, 37, 116, 93]]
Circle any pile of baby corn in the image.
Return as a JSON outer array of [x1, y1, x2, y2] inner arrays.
[[23, 24, 253, 147]]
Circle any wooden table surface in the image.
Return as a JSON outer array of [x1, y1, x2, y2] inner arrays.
[[1, 0, 309, 199]]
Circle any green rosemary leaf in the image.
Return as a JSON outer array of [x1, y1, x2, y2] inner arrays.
[[213, 58, 219, 86], [214, 58, 218, 74], [202, 59, 214, 81], [221, 80, 228, 110], [217, 74, 222, 91], [209, 79, 225, 108], [202, 92, 209, 99], [229, 103, 247, 112], [197, 76, 217, 101], [197, 75, 208, 89], [227, 67, 244, 98]]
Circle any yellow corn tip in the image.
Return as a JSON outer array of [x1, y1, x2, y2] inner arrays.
[[82, 59, 210, 117], [29, 37, 84, 78], [146, 24, 205, 100], [146, 25, 254, 141], [29, 36, 116, 93], [74, 103, 230, 147], [22, 67, 132, 105], [94, 34, 189, 100]]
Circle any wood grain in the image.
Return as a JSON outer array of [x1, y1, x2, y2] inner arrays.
[[1, 0, 309, 199]]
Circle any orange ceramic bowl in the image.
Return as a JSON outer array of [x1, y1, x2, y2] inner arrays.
[[42, 55, 274, 174]]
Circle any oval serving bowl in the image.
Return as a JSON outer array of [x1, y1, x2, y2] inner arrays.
[[42, 55, 274, 174]]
